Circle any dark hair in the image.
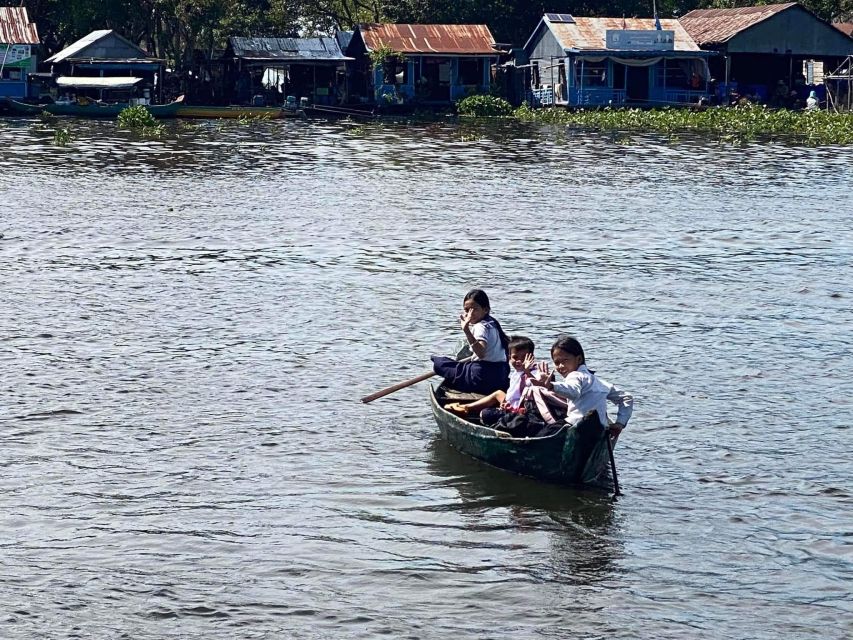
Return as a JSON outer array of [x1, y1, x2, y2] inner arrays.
[[508, 335, 534, 354], [551, 336, 585, 364], [464, 288, 510, 356], [463, 288, 491, 310]]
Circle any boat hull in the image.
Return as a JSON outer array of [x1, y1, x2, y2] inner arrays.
[[429, 385, 613, 487], [174, 105, 303, 119], [4, 98, 182, 118]]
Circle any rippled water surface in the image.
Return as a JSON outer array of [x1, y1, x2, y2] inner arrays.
[[1, 116, 851, 639]]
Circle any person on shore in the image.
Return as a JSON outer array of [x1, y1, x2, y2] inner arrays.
[[431, 289, 510, 395], [528, 336, 633, 439], [446, 335, 534, 419]]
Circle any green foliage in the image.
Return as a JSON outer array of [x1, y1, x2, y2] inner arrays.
[[512, 104, 853, 145], [117, 104, 166, 136], [368, 43, 404, 68], [53, 127, 72, 146], [457, 94, 514, 117], [118, 104, 158, 128], [26, 0, 853, 72]]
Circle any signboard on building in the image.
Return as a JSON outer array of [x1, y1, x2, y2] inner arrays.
[[0, 44, 33, 67], [605, 30, 674, 51]]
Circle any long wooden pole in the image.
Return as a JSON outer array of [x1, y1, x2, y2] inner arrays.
[[605, 431, 621, 497], [361, 355, 473, 404], [360, 370, 436, 404]]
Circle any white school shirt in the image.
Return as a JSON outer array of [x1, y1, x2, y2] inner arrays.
[[505, 368, 530, 408], [550, 364, 634, 427], [470, 319, 506, 362]]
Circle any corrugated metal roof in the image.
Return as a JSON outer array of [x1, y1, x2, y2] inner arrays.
[[358, 24, 497, 55], [0, 7, 40, 44], [335, 30, 353, 52], [57, 76, 142, 88], [46, 30, 112, 63], [680, 3, 797, 46], [549, 17, 700, 52], [44, 30, 156, 64], [230, 36, 351, 61]]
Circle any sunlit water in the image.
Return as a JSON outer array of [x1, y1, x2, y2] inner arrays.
[[1, 116, 851, 639]]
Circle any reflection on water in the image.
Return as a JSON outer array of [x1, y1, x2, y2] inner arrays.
[[428, 438, 621, 587], [0, 115, 851, 638]]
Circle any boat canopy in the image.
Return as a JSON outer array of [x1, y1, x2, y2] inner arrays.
[[56, 76, 143, 89]]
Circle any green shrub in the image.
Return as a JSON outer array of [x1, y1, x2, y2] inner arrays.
[[457, 94, 514, 117], [117, 105, 157, 129]]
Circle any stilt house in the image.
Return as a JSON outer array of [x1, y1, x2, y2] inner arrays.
[[522, 13, 713, 107]]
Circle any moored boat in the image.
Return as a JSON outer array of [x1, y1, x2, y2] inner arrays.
[[173, 104, 304, 119], [429, 384, 614, 488], [4, 97, 183, 118]]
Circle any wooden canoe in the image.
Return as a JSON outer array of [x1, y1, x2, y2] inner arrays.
[[4, 98, 183, 118], [429, 384, 614, 488]]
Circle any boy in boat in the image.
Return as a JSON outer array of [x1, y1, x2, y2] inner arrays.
[[431, 289, 510, 395], [445, 335, 535, 422]]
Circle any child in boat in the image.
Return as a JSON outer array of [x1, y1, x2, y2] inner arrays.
[[431, 289, 510, 395], [446, 335, 535, 419], [528, 336, 633, 439]]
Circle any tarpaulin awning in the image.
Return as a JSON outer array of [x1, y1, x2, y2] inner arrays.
[[57, 76, 142, 88]]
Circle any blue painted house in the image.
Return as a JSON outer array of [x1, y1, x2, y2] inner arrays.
[[347, 23, 499, 106], [0, 7, 40, 99], [523, 14, 714, 107]]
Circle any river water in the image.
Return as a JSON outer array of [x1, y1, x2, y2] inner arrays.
[[1, 116, 851, 639]]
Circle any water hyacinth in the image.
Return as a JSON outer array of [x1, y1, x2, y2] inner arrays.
[[512, 104, 853, 145], [117, 105, 165, 136], [457, 95, 514, 117]]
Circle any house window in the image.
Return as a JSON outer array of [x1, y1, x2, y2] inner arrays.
[[1, 68, 22, 81], [655, 60, 690, 88], [532, 61, 540, 87], [576, 60, 607, 87], [458, 58, 484, 86], [382, 58, 408, 85]]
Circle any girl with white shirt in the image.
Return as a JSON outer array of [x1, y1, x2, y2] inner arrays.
[[529, 336, 633, 439], [431, 289, 511, 395]]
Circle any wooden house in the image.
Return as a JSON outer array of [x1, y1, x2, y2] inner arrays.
[[346, 24, 499, 106], [225, 37, 352, 106], [0, 7, 40, 99], [522, 13, 714, 107], [680, 3, 853, 104], [44, 30, 165, 103]]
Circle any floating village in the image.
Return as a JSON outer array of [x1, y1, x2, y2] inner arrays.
[[1, 3, 853, 121]]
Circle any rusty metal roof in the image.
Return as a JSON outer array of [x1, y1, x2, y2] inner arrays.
[[548, 17, 701, 52], [0, 7, 40, 45], [680, 3, 797, 46], [230, 36, 352, 62], [835, 22, 853, 37], [358, 24, 497, 55]]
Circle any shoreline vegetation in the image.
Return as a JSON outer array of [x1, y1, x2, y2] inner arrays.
[[33, 99, 853, 147], [457, 95, 853, 145]]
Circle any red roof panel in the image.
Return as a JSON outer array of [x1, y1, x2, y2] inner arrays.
[[0, 7, 40, 45], [359, 24, 496, 55], [680, 3, 797, 46]]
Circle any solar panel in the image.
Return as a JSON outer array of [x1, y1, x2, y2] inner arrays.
[[545, 13, 575, 24]]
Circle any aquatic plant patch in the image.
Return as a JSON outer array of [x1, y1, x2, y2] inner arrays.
[[512, 104, 853, 145], [458, 95, 514, 117]]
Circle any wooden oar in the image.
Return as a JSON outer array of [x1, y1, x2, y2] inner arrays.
[[360, 355, 473, 404], [360, 370, 437, 404]]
